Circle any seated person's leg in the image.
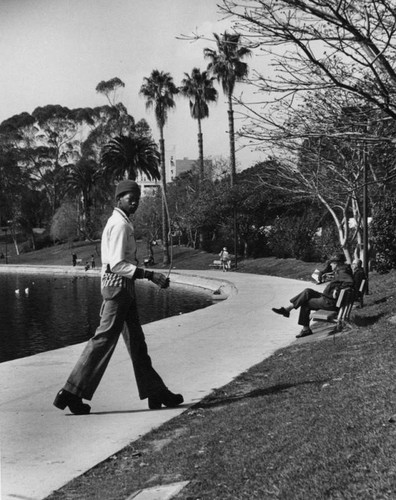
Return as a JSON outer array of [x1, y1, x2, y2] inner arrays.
[[272, 288, 322, 318]]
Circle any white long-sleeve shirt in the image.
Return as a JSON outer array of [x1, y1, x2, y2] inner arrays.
[[101, 208, 139, 286]]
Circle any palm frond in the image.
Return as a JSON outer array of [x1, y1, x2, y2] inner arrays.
[[101, 135, 160, 181]]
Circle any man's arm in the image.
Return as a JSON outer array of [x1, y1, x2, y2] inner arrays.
[[133, 268, 170, 289]]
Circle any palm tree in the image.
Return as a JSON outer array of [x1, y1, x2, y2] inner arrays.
[[100, 135, 161, 181], [66, 159, 101, 239], [204, 32, 251, 267], [204, 32, 251, 186], [179, 68, 218, 181], [139, 70, 179, 265]]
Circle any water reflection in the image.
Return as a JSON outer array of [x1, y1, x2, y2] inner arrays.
[[0, 274, 213, 363]]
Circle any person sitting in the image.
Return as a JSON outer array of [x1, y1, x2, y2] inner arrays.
[[272, 253, 354, 338], [353, 259, 367, 307], [315, 258, 335, 283]]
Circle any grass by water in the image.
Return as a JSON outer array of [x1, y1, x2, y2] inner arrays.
[[13, 243, 396, 499]]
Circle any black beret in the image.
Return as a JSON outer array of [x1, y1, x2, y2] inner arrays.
[[115, 180, 141, 198]]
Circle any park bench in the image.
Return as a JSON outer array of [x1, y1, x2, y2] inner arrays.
[[311, 279, 366, 333], [355, 277, 367, 308], [209, 259, 234, 270]]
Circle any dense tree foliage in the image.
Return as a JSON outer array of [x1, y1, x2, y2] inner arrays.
[[0, 90, 158, 243], [370, 195, 396, 273], [4, 2, 396, 269]]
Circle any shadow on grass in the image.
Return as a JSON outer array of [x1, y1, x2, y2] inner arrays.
[[193, 379, 328, 410], [353, 311, 384, 326]]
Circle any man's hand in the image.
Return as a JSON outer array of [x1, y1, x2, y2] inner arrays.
[[151, 272, 170, 289]]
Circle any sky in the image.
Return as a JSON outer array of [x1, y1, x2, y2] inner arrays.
[[0, 0, 267, 169]]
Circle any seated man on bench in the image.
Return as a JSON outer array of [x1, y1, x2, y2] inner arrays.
[[353, 259, 367, 308], [272, 253, 354, 338]]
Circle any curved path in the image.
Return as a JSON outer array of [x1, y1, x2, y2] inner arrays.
[[0, 267, 313, 499]]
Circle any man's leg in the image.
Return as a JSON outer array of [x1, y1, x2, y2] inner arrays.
[[122, 301, 167, 399], [63, 291, 128, 400], [287, 288, 321, 326], [123, 300, 183, 409], [295, 292, 336, 327]]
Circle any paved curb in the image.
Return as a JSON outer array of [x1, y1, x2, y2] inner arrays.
[[1, 267, 312, 500]]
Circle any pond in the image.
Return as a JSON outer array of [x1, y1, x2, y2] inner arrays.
[[0, 273, 213, 363]]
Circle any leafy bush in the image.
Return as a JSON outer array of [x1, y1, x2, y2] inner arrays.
[[34, 233, 53, 250], [314, 224, 341, 262], [370, 196, 396, 273], [266, 214, 319, 261], [50, 202, 79, 243], [18, 241, 33, 254]]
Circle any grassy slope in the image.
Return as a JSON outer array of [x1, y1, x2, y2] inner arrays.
[[7, 240, 319, 280], [12, 244, 396, 499]]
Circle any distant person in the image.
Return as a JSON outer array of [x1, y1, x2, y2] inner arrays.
[[219, 247, 230, 272], [272, 253, 354, 338], [84, 261, 90, 271], [54, 179, 183, 415], [72, 253, 77, 267], [90, 254, 96, 269]]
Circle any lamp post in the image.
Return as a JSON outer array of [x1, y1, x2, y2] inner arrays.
[[362, 129, 369, 293]]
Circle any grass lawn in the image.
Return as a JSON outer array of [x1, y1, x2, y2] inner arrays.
[[10, 243, 396, 499]]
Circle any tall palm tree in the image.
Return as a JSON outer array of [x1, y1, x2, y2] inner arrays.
[[139, 70, 178, 265], [179, 68, 218, 181], [204, 32, 251, 267], [100, 135, 161, 181], [204, 32, 251, 186]]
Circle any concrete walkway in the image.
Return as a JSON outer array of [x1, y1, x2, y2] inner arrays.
[[0, 268, 314, 500]]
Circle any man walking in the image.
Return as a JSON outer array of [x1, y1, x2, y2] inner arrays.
[[54, 180, 183, 414]]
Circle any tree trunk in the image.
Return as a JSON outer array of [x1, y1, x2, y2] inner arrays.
[[198, 118, 204, 182], [317, 192, 352, 263], [10, 230, 20, 256], [228, 93, 236, 187], [197, 120, 206, 249], [228, 92, 238, 268], [159, 135, 170, 265]]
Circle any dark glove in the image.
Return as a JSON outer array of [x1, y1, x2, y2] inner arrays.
[[151, 272, 170, 289]]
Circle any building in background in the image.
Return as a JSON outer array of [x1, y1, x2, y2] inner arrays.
[[135, 171, 160, 197], [136, 145, 198, 195]]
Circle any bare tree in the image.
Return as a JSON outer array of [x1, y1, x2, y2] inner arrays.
[[252, 87, 396, 260], [214, 1, 396, 263], [220, 0, 396, 121]]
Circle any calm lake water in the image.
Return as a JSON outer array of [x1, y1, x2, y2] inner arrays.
[[0, 273, 213, 363]]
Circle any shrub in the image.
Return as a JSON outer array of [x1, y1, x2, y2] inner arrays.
[[314, 224, 341, 262], [18, 241, 33, 254], [266, 214, 318, 261]]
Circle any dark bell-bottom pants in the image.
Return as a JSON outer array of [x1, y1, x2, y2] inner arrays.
[[290, 288, 336, 327], [63, 287, 167, 400]]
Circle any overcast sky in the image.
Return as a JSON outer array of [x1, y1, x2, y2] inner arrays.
[[0, 0, 266, 168]]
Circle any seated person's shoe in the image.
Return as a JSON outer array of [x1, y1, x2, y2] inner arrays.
[[148, 389, 184, 410], [272, 307, 290, 318], [53, 389, 91, 415], [296, 328, 313, 338]]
